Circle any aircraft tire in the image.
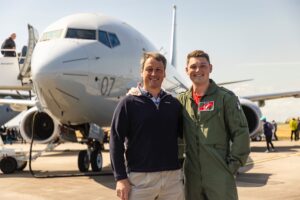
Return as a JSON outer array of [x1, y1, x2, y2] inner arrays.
[[0, 156, 17, 174], [17, 161, 27, 171], [78, 150, 90, 172], [91, 148, 103, 172]]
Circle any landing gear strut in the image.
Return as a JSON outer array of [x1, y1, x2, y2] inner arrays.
[[77, 140, 103, 172]]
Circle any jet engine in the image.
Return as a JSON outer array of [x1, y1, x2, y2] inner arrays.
[[19, 107, 60, 144], [239, 98, 263, 138]]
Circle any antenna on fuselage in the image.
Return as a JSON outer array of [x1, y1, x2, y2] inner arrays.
[[169, 5, 177, 68]]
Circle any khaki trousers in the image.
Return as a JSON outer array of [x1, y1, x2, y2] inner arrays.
[[128, 169, 184, 200]]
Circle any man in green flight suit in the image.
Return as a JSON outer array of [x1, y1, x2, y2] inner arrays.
[[178, 50, 250, 200]]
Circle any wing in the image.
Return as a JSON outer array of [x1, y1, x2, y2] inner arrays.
[[218, 79, 253, 86], [242, 91, 300, 107], [0, 98, 36, 111]]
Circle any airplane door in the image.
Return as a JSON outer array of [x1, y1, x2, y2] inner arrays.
[[18, 24, 39, 83]]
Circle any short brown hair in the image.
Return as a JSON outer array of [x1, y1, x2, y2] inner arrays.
[[186, 50, 210, 65], [10, 33, 16, 39], [140, 52, 167, 71]]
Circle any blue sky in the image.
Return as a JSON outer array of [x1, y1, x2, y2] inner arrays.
[[1, 0, 300, 122]]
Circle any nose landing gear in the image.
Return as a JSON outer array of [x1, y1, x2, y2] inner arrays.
[[77, 140, 103, 172]]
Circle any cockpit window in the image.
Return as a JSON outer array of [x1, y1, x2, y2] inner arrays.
[[98, 31, 111, 48], [108, 33, 120, 47], [40, 29, 63, 41], [98, 30, 120, 48], [66, 28, 96, 40]]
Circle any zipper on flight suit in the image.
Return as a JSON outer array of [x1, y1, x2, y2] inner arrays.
[[196, 95, 205, 156], [190, 96, 202, 158]]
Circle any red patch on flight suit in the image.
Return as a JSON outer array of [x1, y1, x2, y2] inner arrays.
[[198, 101, 214, 111]]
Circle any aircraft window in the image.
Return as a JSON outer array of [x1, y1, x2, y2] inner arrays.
[[108, 33, 120, 47], [98, 31, 120, 48], [66, 28, 96, 40], [98, 30, 111, 48], [40, 29, 63, 41]]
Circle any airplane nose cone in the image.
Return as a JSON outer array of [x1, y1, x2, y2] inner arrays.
[[31, 39, 89, 80], [31, 39, 92, 122]]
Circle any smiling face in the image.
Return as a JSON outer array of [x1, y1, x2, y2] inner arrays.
[[186, 57, 212, 86], [141, 57, 166, 93]]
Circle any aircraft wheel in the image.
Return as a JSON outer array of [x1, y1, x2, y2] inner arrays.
[[78, 150, 90, 172], [17, 161, 27, 171], [91, 148, 103, 172], [0, 157, 17, 174]]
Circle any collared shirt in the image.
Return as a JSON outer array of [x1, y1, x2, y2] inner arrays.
[[192, 90, 202, 105], [139, 87, 164, 108]]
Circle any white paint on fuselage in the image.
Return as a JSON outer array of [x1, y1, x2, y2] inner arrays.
[[32, 13, 176, 126]]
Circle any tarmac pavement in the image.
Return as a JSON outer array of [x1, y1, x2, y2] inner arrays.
[[237, 140, 300, 200], [0, 140, 300, 200]]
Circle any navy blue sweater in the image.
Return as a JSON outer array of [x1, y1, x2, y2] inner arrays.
[[263, 122, 273, 137], [110, 92, 182, 181]]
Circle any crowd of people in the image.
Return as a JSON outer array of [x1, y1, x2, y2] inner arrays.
[[259, 117, 300, 153]]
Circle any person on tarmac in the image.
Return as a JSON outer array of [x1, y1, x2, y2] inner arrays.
[[261, 116, 276, 152], [271, 120, 278, 141], [178, 50, 250, 200], [110, 52, 184, 200], [1, 33, 16, 57], [289, 118, 298, 141]]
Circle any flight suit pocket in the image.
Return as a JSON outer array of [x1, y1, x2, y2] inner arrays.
[[213, 144, 227, 160], [199, 108, 219, 124], [227, 160, 241, 175], [211, 144, 240, 175], [206, 144, 233, 174], [200, 110, 228, 144]]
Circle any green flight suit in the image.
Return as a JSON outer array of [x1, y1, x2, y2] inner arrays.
[[178, 79, 250, 200]]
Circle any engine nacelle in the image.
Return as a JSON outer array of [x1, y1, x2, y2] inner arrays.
[[239, 98, 263, 138], [19, 107, 60, 144]]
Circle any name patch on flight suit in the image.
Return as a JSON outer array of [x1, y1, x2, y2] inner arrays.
[[198, 101, 214, 112]]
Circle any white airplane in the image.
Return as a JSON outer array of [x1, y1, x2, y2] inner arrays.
[[1, 6, 300, 173], [0, 8, 188, 173]]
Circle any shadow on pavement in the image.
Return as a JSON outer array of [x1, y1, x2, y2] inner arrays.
[[236, 172, 271, 187], [0, 165, 115, 189], [250, 145, 300, 153]]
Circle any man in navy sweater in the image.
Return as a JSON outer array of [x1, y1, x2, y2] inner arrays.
[[110, 52, 183, 200]]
